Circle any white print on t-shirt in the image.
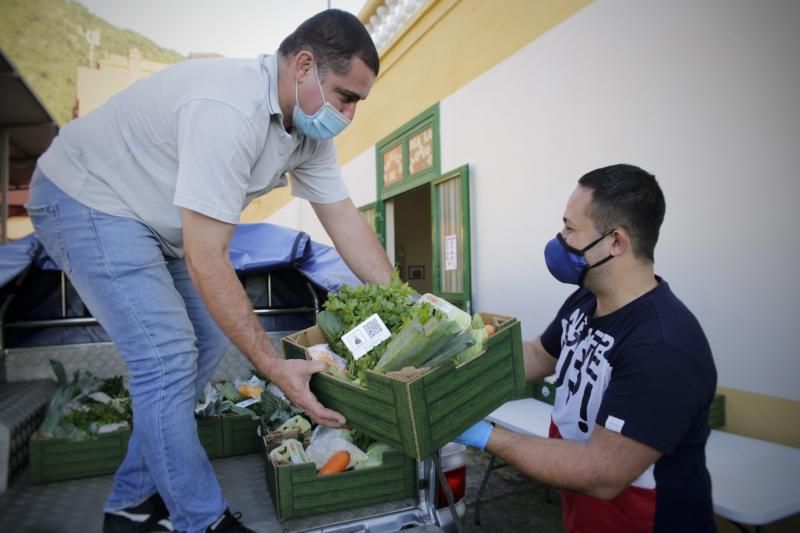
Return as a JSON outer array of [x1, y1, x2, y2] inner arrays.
[[551, 307, 657, 491], [552, 308, 615, 442]]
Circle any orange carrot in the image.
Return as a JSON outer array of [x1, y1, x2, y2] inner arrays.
[[318, 451, 350, 476], [238, 384, 263, 399]]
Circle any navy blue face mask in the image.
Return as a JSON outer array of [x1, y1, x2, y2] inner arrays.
[[544, 229, 615, 286]]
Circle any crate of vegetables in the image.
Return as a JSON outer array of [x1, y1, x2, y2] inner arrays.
[[282, 277, 526, 461], [29, 428, 131, 484], [260, 395, 417, 520], [29, 361, 133, 484], [195, 376, 275, 457]]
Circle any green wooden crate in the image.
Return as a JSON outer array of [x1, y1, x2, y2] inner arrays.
[[531, 380, 557, 405], [708, 394, 726, 429], [28, 429, 130, 484], [221, 415, 262, 456], [264, 439, 417, 520], [197, 416, 225, 459], [28, 418, 226, 484], [282, 312, 526, 461]]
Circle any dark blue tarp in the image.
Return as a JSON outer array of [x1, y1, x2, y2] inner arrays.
[[0, 223, 360, 348], [0, 234, 56, 287], [1, 222, 360, 293], [229, 223, 360, 291]]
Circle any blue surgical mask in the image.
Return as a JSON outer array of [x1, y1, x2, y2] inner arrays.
[[292, 63, 351, 140], [544, 230, 615, 285]]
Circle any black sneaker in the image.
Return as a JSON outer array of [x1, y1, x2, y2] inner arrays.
[[103, 493, 174, 532], [205, 509, 256, 532]]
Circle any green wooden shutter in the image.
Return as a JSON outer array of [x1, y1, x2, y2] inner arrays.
[[359, 202, 386, 249], [432, 165, 471, 313]]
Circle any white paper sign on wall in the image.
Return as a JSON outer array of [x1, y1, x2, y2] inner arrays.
[[445, 234, 458, 271]]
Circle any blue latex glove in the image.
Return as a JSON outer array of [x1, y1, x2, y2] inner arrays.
[[454, 420, 493, 450]]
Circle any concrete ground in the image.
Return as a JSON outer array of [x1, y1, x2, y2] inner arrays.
[[0, 447, 561, 533], [459, 448, 800, 533], [2, 443, 796, 532], [461, 448, 563, 533]]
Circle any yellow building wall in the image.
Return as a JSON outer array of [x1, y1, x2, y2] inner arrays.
[[337, 0, 591, 165], [241, 0, 591, 222], [718, 387, 800, 448], [5, 216, 34, 240], [239, 187, 293, 223], [76, 49, 169, 116]]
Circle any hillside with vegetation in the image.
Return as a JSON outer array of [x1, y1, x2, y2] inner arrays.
[[0, 0, 220, 125]]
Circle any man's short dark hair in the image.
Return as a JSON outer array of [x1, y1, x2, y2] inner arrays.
[[578, 164, 665, 262], [278, 9, 380, 78]]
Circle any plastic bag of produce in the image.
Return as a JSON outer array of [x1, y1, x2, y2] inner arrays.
[[305, 426, 367, 470]]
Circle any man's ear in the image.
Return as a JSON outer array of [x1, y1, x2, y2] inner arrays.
[[293, 50, 315, 83], [610, 227, 630, 257]]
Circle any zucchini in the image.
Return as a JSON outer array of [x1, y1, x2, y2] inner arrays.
[[456, 326, 489, 364], [317, 310, 345, 344], [373, 316, 463, 373], [420, 329, 477, 368]]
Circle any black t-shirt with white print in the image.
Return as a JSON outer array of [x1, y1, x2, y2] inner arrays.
[[540, 277, 717, 533]]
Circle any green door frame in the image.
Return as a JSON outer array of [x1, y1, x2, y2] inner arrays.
[[358, 201, 386, 248], [431, 164, 471, 313]]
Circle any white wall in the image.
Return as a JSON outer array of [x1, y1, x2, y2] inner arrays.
[[342, 147, 378, 209], [267, 146, 377, 246], [439, 0, 800, 401], [268, 0, 800, 401]]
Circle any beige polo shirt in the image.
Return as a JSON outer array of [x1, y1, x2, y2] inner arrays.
[[37, 54, 348, 257]]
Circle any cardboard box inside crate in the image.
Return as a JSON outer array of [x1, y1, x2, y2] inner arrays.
[[263, 436, 416, 520], [282, 312, 526, 461]]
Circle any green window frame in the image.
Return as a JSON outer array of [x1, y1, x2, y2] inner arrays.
[[376, 104, 440, 201]]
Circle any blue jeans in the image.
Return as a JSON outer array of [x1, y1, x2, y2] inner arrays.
[[27, 170, 230, 533]]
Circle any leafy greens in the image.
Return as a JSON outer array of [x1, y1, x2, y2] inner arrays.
[[318, 272, 435, 382]]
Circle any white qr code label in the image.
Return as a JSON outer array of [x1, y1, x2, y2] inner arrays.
[[341, 313, 391, 360]]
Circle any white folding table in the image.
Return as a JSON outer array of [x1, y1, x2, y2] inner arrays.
[[705, 429, 800, 531], [486, 397, 552, 437], [484, 398, 800, 531]]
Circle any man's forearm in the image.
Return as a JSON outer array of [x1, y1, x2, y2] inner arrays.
[[524, 338, 557, 383], [179, 208, 346, 425], [339, 225, 393, 285], [332, 211, 392, 284], [185, 249, 279, 374], [487, 427, 620, 499], [312, 199, 393, 285]]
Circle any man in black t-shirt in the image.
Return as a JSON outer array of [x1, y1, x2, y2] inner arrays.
[[456, 164, 717, 533]]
